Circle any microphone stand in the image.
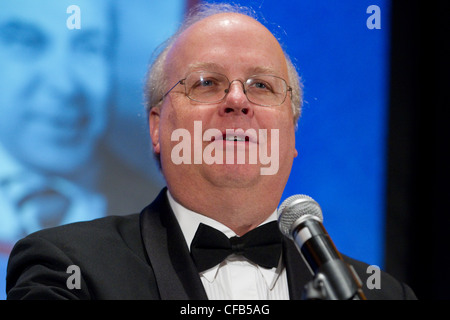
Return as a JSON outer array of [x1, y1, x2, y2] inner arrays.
[[301, 259, 367, 300]]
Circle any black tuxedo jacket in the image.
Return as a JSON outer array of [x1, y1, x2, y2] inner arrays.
[[6, 189, 416, 300]]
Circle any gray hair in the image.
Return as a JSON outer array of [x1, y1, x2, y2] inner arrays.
[[144, 3, 303, 125]]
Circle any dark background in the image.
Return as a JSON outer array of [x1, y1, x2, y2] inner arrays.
[[385, 0, 449, 299]]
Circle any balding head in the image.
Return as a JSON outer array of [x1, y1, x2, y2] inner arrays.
[[145, 4, 302, 124]]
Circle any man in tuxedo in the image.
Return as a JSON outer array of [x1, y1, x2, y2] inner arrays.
[[6, 3, 416, 300]]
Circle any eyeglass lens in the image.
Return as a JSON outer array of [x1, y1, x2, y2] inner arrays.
[[184, 71, 288, 106]]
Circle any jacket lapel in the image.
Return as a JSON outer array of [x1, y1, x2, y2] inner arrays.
[[140, 188, 208, 300], [283, 238, 314, 300]]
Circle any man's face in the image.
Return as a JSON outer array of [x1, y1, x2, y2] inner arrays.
[[0, 0, 112, 175], [151, 13, 297, 193]]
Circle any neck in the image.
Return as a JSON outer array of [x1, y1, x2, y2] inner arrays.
[[167, 181, 282, 236]]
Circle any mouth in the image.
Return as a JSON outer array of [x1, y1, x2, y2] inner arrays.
[[223, 134, 250, 142], [210, 130, 258, 144], [28, 112, 90, 143], [30, 109, 88, 128]]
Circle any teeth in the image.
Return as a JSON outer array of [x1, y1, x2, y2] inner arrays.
[[225, 136, 245, 142]]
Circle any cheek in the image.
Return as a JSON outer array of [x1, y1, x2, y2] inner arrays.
[[285, 123, 297, 157], [158, 103, 193, 154], [272, 127, 295, 154], [264, 110, 297, 156], [161, 99, 215, 133]]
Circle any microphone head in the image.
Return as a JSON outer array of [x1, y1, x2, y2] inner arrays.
[[277, 194, 323, 239]]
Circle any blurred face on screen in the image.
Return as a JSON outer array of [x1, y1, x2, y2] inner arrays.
[[0, 0, 113, 175]]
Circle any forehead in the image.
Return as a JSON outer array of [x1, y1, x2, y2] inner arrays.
[[165, 13, 288, 79]]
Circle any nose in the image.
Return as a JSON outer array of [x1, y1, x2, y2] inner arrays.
[[219, 80, 254, 117], [40, 48, 78, 99]]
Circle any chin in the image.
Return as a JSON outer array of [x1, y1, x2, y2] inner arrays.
[[23, 146, 93, 176], [204, 163, 264, 188]]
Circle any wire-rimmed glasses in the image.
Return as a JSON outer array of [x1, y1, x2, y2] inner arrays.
[[161, 71, 292, 107]]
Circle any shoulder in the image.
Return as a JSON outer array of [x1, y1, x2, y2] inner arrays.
[[6, 190, 172, 299], [6, 214, 153, 299], [20, 214, 142, 251], [12, 214, 147, 268], [343, 255, 417, 300]]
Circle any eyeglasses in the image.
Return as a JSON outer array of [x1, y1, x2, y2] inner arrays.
[[161, 71, 292, 107]]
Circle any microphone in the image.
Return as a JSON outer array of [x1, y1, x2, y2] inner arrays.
[[278, 194, 366, 300]]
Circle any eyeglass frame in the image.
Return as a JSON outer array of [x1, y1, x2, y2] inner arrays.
[[159, 71, 293, 107]]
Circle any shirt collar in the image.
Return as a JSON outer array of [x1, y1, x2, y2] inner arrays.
[[166, 189, 283, 289]]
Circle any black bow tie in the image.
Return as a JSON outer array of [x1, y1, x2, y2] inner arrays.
[[190, 221, 282, 272]]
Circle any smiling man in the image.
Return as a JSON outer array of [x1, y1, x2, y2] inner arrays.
[[148, 9, 298, 237], [0, 0, 112, 179], [0, 0, 159, 248], [6, 3, 416, 300]]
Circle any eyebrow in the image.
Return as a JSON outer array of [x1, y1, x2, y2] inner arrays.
[[185, 62, 281, 77], [248, 66, 280, 76], [186, 62, 226, 73]]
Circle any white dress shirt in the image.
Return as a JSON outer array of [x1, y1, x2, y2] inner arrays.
[[167, 190, 290, 300]]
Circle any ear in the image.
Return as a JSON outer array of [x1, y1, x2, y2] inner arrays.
[[149, 107, 161, 154]]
